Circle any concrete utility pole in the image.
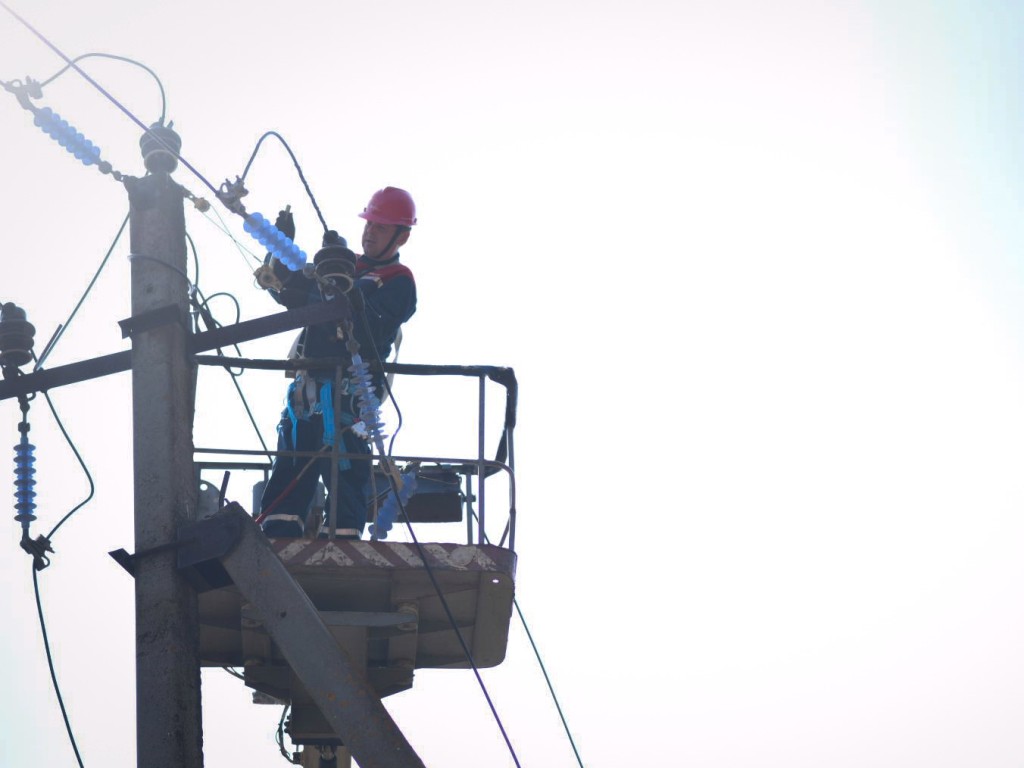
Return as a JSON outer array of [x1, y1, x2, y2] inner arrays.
[[126, 138, 203, 768]]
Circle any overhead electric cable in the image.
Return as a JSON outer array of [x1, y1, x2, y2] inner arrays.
[[41, 391, 95, 540], [390, 485, 522, 767], [343, 299, 518, 762], [128, 252, 191, 283], [35, 213, 129, 370], [200, 206, 263, 266], [513, 599, 586, 767], [32, 567, 86, 768], [0, 0, 217, 195], [38, 52, 167, 124], [468, 514, 586, 765], [240, 131, 329, 233], [25, 386, 97, 768], [186, 231, 200, 289], [189, 240, 271, 456]]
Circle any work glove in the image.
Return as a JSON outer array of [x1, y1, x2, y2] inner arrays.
[[274, 208, 296, 241], [263, 207, 296, 270], [258, 207, 298, 288]]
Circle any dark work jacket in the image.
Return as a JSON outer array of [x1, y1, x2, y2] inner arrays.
[[265, 253, 417, 392]]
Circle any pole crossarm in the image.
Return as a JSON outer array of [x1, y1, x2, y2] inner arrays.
[[0, 296, 351, 401]]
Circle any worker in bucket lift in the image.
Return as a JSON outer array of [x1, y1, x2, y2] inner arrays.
[[257, 187, 418, 539]]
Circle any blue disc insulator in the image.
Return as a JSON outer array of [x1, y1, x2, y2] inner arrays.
[[13, 438, 36, 526], [348, 354, 386, 444], [33, 107, 102, 167], [245, 212, 307, 272]]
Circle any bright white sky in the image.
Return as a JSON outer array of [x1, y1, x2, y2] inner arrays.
[[2, 1, 1023, 766]]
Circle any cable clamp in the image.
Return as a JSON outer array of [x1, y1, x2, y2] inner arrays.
[[108, 533, 199, 577], [2, 76, 42, 110], [21, 533, 53, 571], [216, 176, 249, 215]]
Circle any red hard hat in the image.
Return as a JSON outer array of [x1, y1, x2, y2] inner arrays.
[[359, 187, 417, 227]]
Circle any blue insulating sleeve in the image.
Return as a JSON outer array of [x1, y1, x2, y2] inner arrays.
[[369, 472, 418, 539]]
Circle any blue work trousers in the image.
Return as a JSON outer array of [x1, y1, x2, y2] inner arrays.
[[259, 411, 371, 538]]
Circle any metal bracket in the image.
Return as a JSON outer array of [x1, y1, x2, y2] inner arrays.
[[109, 534, 197, 577], [118, 304, 189, 339], [176, 502, 247, 591], [108, 502, 246, 587]]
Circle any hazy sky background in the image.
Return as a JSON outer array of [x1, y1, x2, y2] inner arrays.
[[2, 1, 1023, 766]]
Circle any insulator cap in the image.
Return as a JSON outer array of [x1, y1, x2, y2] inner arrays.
[[313, 245, 358, 294], [0, 303, 34, 369], [140, 123, 181, 174]]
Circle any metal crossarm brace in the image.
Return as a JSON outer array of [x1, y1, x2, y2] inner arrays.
[[177, 505, 425, 768], [0, 296, 351, 401]]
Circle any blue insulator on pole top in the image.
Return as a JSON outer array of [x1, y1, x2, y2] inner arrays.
[[33, 106, 102, 167], [244, 211, 307, 271]]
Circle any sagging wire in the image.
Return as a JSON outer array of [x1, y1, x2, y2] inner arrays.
[[186, 229, 272, 457], [31, 209, 263, 463], [0, 2, 309, 273], [41, 389, 95, 540], [276, 704, 299, 764], [512, 600, 585, 768], [468, 511, 586, 768], [352, 290, 540, 765], [387, 476, 522, 768], [240, 131, 329, 235], [35, 213, 129, 370], [186, 231, 200, 291], [191, 286, 272, 459], [37, 52, 167, 124], [344, 305, 521, 765], [202, 205, 264, 267], [0, 0, 218, 195], [20, 384, 98, 768], [32, 567, 86, 768]]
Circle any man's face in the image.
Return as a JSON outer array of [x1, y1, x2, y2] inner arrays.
[[362, 221, 409, 261]]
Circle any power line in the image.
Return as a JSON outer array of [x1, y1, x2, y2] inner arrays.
[[240, 131, 330, 233], [32, 566, 86, 768], [354, 297, 520, 765], [41, 392, 95, 540], [0, 0, 217, 195], [470, 508, 586, 767], [24, 388, 98, 768], [38, 52, 167, 124], [35, 212, 129, 370], [393, 485, 523, 768], [514, 599, 586, 768]]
